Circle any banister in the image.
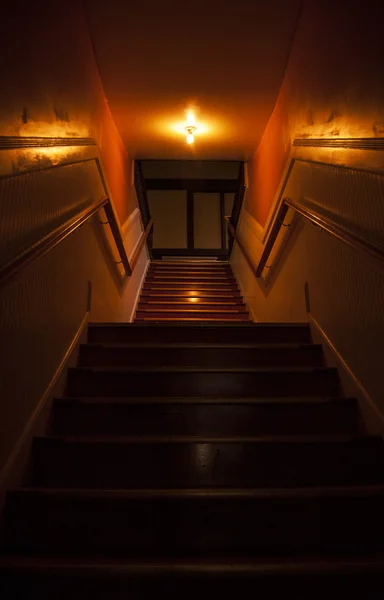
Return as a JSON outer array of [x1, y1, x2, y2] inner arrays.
[[0, 197, 108, 288], [103, 200, 132, 275], [284, 197, 384, 266], [224, 216, 256, 274], [129, 219, 153, 273], [0, 194, 149, 288], [225, 197, 384, 280]]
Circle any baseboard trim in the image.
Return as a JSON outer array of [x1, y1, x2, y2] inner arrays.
[[129, 256, 150, 322], [308, 312, 384, 434], [121, 207, 141, 238], [0, 311, 89, 496]]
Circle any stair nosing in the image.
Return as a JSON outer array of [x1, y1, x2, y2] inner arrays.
[[88, 322, 310, 328], [10, 485, 384, 500], [34, 434, 376, 444], [69, 366, 335, 373], [54, 396, 356, 405], [79, 343, 322, 350], [1, 555, 384, 574]]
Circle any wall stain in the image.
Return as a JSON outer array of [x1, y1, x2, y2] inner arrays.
[[326, 109, 340, 123], [54, 107, 70, 122], [373, 122, 384, 137]]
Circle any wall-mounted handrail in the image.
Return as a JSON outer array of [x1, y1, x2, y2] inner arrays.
[[103, 201, 132, 275], [0, 197, 108, 288], [129, 219, 153, 273], [224, 216, 256, 274], [0, 194, 148, 288], [225, 197, 384, 279]]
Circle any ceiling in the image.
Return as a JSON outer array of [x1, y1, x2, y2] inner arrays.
[[86, 0, 301, 160]]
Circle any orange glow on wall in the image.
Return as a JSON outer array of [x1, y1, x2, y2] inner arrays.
[[0, 1, 134, 226], [246, 1, 384, 227], [99, 99, 134, 224], [247, 96, 290, 226]]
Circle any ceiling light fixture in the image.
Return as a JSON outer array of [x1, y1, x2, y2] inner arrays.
[[184, 110, 197, 144], [185, 125, 196, 144]]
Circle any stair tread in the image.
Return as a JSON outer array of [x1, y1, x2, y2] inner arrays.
[[89, 322, 310, 328], [1, 554, 384, 573], [69, 365, 334, 373], [54, 395, 356, 405], [137, 308, 248, 313], [135, 317, 252, 321], [11, 485, 384, 499], [35, 434, 376, 444], [80, 343, 321, 350]]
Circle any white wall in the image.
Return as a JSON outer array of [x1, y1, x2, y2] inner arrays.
[[231, 148, 384, 428], [0, 149, 148, 486]]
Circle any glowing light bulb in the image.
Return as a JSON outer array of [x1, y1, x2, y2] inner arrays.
[[185, 125, 196, 145]]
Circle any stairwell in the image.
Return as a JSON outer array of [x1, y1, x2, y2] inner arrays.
[[1, 263, 384, 595]]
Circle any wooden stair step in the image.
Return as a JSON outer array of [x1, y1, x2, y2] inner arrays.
[[140, 293, 243, 300], [87, 323, 312, 344], [1, 555, 384, 599], [144, 277, 237, 290], [77, 343, 324, 368], [52, 396, 360, 436], [135, 311, 250, 321], [137, 301, 246, 309], [141, 287, 241, 295], [135, 317, 251, 322], [29, 435, 384, 488], [136, 307, 248, 315], [66, 366, 340, 398], [5, 486, 384, 556], [146, 273, 236, 279], [148, 270, 233, 277]]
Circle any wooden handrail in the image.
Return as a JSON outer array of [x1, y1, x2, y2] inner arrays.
[[284, 197, 384, 265], [225, 198, 384, 279], [224, 217, 256, 274], [103, 201, 132, 275], [0, 192, 153, 287], [0, 197, 108, 288], [130, 219, 153, 272]]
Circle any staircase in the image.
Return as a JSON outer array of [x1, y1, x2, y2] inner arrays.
[[136, 260, 250, 321], [1, 319, 384, 595]]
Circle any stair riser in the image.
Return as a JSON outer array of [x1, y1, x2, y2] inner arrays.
[[1, 569, 384, 599], [78, 345, 324, 368], [6, 493, 384, 555], [146, 275, 236, 281], [143, 284, 239, 290], [67, 369, 339, 398], [147, 271, 233, 278], [135, 312, 250, 320], [87, 325, 312, 344], [140, 294, 243, 301], [30, 439, 384, 488], [137, 303, 248, 311], [52, 400, 360, 436]]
